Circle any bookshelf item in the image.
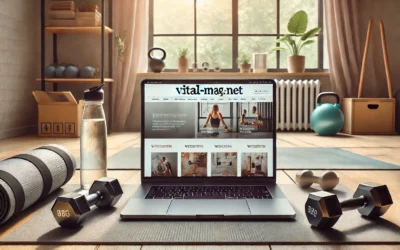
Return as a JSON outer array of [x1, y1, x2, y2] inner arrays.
[[50, 1, 75, 11], [36, 78, 114, 83], [45, 26, 113, 34], [47, 19, 76, 27], [76, 5, 102, 27], [48, 10, 76, 19]]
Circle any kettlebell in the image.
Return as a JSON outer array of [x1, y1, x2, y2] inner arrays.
[[148, 47, 166, 73], [311, 92, 344, 136]]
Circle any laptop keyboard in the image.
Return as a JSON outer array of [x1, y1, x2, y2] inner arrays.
[[145, 186, 273, 199]]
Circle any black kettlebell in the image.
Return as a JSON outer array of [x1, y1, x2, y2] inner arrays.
[[148, 47, 166, 73]]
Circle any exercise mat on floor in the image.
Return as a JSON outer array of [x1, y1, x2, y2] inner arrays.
[[277, 148, 400, 170], [76, 147, 141, 170], [76, 147, 400, 170], [2, 184, 399, 244]]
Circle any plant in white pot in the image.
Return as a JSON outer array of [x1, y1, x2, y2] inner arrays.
[[272, 10, 321, 73], [178, 48, 189, 73], [237, 54, 251, 73]]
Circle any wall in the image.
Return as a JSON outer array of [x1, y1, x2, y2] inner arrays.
[[358, 0, 400, 98], [0, 0, 40, 139]]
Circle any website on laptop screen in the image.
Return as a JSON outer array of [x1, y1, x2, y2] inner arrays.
[[143, 82, 274, 178]]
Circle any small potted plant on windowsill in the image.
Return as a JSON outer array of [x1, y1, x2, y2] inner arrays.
[[178, 48, 189, 73], [237, 54, 251, 73], [272, 10, 321, 73]]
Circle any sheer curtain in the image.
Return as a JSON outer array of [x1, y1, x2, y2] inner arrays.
[[112, 0, 148, 131], [324, 0, 361, 98]]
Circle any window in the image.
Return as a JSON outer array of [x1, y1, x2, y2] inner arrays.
[[149, 0, 327, 71]]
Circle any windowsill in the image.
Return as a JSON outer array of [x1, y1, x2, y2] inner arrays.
[[136, 72, 330, 77]]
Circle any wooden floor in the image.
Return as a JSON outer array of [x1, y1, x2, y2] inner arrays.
[[0, 132, 399, 250]]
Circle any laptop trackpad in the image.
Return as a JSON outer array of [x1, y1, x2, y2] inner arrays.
[[167, 199, 250, 216]]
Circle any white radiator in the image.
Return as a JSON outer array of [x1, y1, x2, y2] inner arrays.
[[276, 79, 321, 131]]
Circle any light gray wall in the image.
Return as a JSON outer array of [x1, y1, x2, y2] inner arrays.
[[358, 0, 400, 98], [0, 0, 40, 139]]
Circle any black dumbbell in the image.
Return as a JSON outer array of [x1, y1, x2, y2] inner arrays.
[[305, 183, 393, 229], [51, 177, 123, 227], [296, 170, 339, 191]]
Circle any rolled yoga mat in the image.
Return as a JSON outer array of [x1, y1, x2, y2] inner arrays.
[[0, 144, 76, 225]]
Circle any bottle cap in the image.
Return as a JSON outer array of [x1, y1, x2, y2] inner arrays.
[[84, 84, 105, 101]]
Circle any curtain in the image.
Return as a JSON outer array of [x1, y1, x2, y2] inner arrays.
[[112, 0, 148, 131], [324, 0, 361, 98]]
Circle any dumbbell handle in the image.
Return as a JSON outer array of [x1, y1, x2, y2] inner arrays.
[[308, 176, 323, 183], [86, 192, 101, 207], [340, 196, 366, 211]]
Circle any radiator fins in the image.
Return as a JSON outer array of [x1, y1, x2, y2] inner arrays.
[[275, 79, 321, 131]]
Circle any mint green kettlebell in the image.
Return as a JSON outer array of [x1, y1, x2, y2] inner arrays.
[[311, 92, 344, 136]]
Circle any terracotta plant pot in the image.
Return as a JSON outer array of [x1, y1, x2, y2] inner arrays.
[[288, 55, 305, 73], [178, 57, 189, 73], [240, 63, 251, 73]]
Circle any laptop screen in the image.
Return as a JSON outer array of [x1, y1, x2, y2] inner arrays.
[[142, 79, 276, 182]]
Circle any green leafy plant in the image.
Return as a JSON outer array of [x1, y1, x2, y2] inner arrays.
[[114, 30, 128, 62], [178, 48, 189, 58], [237, 54, 251, 65], [272, 10, 321, 56]]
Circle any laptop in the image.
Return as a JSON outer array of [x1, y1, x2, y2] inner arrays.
[[121, 79, 296, 219]]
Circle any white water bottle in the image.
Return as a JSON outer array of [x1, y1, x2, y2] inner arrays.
[[80, 84, 107, 189]]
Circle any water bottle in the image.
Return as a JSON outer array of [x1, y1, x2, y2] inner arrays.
[[80, 84, 107, 189]]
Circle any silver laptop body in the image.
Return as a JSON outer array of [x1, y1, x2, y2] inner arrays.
[[121, 79, 296, 219]]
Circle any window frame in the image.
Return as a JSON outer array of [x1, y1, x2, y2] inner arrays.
[[149, 0, 325, 72]]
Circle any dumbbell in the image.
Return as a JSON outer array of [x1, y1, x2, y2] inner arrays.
[[296, 170, 339, 191], [51, 177, 123, 227], [305, 183, 393, 229]]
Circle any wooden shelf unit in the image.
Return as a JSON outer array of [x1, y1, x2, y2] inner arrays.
[[40, 0, 114, 130], [45, 26, 113, 35], [36, 78, 114, 83]]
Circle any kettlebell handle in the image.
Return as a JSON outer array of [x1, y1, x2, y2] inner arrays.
[[317, 92, 340, 105], [148, 47, 166, 60]]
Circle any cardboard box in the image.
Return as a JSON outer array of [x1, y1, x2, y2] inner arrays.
[[33, 91, 84, 137], [341, 98, 396, 135]]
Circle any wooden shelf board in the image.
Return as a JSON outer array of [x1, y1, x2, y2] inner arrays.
[[36, 78, 114, 83], [136, 72, 330, 77], [45, 26, 113, 35]]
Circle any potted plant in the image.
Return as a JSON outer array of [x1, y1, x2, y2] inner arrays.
[[178, 48, 189, 73], [237, 54, 251, 73], [272, 10, 321, 73]]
